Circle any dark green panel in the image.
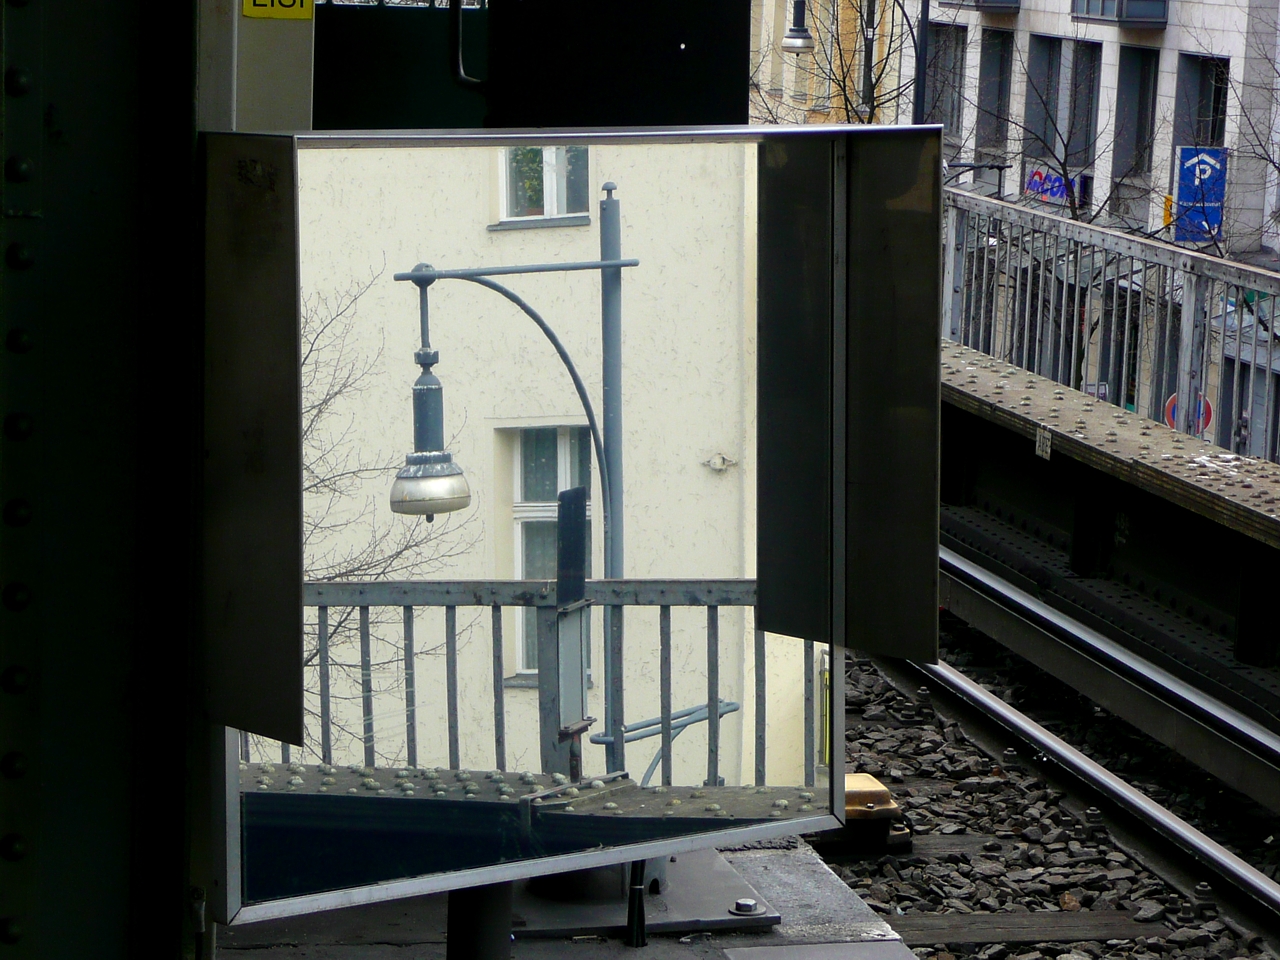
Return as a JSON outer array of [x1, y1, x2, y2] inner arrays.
[[845, 130, 942, 663], [756, 138, 834, 644]]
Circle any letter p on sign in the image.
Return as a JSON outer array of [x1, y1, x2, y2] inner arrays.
[[243, 0, 312, 19]]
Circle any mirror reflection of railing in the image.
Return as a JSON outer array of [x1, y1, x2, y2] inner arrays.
[[248, 579, 820, 790]]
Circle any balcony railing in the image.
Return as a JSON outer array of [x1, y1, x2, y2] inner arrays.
[[248, 579, 823, 790], [943, 188, 1280, 462]]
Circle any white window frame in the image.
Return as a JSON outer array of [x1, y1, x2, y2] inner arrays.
[[514, 426, 592, 673], [500, 146, 590, 224]]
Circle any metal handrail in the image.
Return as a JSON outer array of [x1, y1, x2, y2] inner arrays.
[[943, 187, 1280, 460], [255, 579, 821, 792]]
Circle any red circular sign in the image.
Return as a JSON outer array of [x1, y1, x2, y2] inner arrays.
[[1164, 392, 1213, 433]]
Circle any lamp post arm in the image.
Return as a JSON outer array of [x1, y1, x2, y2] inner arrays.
[[459, 275, 613, 546]]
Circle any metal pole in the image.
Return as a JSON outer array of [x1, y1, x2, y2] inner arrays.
[[318, 606, 332, 765], [404, 606, 417, 769], [492, 605, 506, 771], [912, 0, 930, 125], [360, 606, 375, 770], [601, 182, 626, 772], [862, 0, 877, 118]]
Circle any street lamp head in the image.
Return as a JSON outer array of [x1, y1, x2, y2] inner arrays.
[[390, 451, 471, 521], [782, 0, 815, 53]]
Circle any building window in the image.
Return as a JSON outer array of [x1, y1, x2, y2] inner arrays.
[[1112, 45, 1161, 179], [924, 23, 967, 140], [502, 146, 590, 223], [1066, 41, 1102, 168], [1173, 54, 1229, 150], [1023, 35, 1062, 161], [975, 29, 1013, 152], [515, 426, 592, 671]]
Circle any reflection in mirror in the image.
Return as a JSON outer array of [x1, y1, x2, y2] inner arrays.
[[237, 139, 833, 903]]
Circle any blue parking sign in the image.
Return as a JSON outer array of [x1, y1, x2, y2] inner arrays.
[[1175, 146, 1227, 243]]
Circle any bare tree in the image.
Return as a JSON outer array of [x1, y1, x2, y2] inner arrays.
[[301, 268, 478, 583], [245, 268, 482, 766], [751, 0, 917, 124]]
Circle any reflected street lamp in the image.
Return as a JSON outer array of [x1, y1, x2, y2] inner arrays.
[[389, 270, 472, 519], [781, 0, 815, 53], [388, 185, 639, 774]]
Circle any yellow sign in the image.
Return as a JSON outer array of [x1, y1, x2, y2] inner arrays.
[[243, 0, 312, 19]]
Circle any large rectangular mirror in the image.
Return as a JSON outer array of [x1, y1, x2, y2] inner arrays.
[[202, 126, 940, 922]]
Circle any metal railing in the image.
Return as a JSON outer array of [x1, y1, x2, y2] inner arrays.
[[249, 579, 821, 789], [943, 188, 1280, 462]]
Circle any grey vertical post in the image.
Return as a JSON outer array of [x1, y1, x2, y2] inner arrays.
[[240, 730, 250, 764], [1176, 269, 1206, 435], [281, 742, 290, 763], [360, 606, 375, 769], [404, 606, 418, 769], [600, 182, 625, 773], [492, 605, 506, 771], [600, 182, 624, 579], [608, 605, 625, 772], [706, 606, 720, 787], [942, 205, 960, 340], [446, 605, 460, 770], [659, 605, 673, 786], [754, 622, 766, 786], [803, 639, 815, 788], [318, 606, 332, 765], [536, 605, 567, 774], [912, 0, 930, 125]]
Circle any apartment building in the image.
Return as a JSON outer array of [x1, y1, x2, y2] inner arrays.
[[754, 0, 1280, 257]]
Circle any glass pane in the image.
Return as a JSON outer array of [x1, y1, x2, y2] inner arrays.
[[565, 146, 589, 214], [506, 146, 544, 217], [521, 427, 558, 501], [568, 425, 591, 496], [521, 521, 558, 669], [1068, 42, 1101, 166]]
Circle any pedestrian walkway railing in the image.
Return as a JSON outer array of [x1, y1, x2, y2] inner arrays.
[[944, 188, 1280, 462], [244, 578, 822, 789]]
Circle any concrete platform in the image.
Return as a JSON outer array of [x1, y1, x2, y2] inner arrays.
[[941, 340, 1280, 549], [217, 840, 914, 960]]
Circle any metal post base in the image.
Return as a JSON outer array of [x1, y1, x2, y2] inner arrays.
[[447, 881, 513, 960], [624, 860, 647, 947]]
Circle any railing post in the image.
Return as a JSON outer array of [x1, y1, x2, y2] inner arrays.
[[659, 605, 672, 787], [446, 605, 459, 770], [942, 202, 956, 341], [706, 605, 720, 787], [803, 638, 815, 788], [492, 604, 506, 771], [403, 606, 417, 769], [536, 603, 568, 775], [318, 605, 331, 765], [360, 605, 375, 769], [754, 620, 766, 787], [607, 605, 625, 773]]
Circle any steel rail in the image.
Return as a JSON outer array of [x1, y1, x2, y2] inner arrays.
[[915, 657, 1280, 922], [940, 547, 1280, 765]]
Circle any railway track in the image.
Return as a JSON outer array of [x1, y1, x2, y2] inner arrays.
[[833, 648, 1280, 960], [824, 540, 1280, 958]]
